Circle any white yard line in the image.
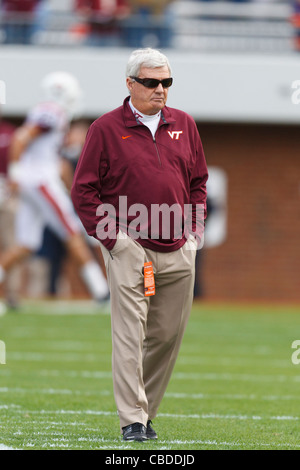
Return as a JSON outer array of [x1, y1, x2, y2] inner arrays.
[[0, 444, 20, 450], [1, 386, 299, 403], [1, 410, 300, 449], [1, 405, 299, 421], [2, 367, 300, 384], [1, 436, 300, 450]]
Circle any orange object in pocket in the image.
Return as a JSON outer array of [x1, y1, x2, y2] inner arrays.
[[144, 262, 155, 297]]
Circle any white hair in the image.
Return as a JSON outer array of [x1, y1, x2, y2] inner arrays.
[[126, 48, 172, 77]]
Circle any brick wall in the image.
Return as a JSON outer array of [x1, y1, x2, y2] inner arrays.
[[197, 123, 300, 301]]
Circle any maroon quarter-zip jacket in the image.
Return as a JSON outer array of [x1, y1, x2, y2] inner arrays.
[[71, 97, 208, 252]]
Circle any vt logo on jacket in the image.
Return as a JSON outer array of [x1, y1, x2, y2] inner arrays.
[[168, 131, 183, 140]]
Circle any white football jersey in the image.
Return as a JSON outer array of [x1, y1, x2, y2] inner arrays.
[[18, 101, 68, 186]]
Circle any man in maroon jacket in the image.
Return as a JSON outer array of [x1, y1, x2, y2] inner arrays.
[[71, 48, 208, 441]]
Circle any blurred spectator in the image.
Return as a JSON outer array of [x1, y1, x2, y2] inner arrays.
[[34, 227, 66, 297], [122, 0, 175, 49], [60, 120, 91, 181], [291, 0, 300, 51], [0, 111, 21, 308], [74, 0, 130, 46], [0, 0, 46, 45]]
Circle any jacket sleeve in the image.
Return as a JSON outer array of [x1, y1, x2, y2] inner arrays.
[[71, 122, 117, 251], [189, 122, 208, 246]]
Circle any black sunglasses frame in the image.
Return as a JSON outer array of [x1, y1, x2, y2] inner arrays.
[[130, 76, 173, 89]]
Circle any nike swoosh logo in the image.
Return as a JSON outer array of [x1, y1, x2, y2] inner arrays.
[[122, 135, 132, 140]]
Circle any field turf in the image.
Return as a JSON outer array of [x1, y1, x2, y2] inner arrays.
[[0, 300, 300, 450]]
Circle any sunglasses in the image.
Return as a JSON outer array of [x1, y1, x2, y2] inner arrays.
[[130, 76, 173, 89]]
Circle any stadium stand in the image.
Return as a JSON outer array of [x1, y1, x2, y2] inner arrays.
[[172, 0, 293, 53], [0, 0, 296, 53]]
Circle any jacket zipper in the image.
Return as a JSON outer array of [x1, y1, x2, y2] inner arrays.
[[153, 137, 162, 167]]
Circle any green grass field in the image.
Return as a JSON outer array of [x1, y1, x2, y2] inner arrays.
[[0, 299, 300, 450]]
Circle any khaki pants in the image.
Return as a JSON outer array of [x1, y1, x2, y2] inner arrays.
[[100, 232, 197, 431]]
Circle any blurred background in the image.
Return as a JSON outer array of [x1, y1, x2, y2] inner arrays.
[[0, 0, 299, 303]]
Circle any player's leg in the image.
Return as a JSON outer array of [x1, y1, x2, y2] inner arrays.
[[65, 231, 109, 300], [0, 246, 32, 278], [0, 197, 24, 307], [0, 189, 42, 286], [37, 182, 109, 301]]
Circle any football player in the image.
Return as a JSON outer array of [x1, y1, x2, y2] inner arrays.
[[0, 72, 109, 305]]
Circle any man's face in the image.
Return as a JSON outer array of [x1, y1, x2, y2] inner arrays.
[[126, 66, 171, 116]]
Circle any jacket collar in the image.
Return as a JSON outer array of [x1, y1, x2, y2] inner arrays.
[[123, 96, 176, 128]]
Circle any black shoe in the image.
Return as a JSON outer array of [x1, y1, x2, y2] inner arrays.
[[122, 422, 148, 442], [146, 420, 157, 439]]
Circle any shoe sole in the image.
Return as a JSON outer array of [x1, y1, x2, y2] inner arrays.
[[123, 436, 149, 442]]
